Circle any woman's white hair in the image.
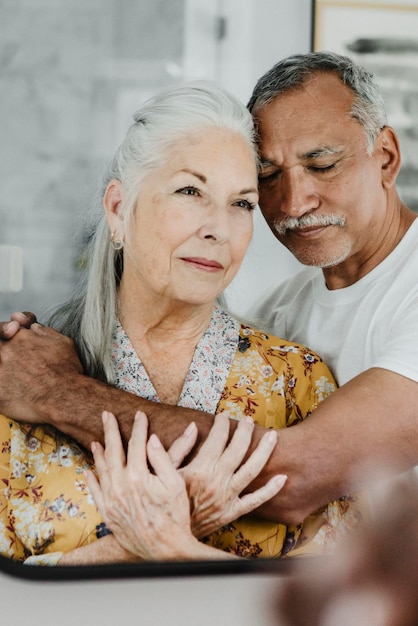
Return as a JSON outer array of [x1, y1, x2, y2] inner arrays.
[[49, 81, 257, 383]]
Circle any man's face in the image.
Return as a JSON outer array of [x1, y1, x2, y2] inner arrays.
[[254, 73, 388, 279]]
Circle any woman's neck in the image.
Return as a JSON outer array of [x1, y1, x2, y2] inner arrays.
[[118, 281, 215, 345], [117, 281, 216, 404]]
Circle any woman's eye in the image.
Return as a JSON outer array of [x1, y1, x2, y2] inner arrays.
[[234, 199, 256, 211], [177, 186, 199, 196]]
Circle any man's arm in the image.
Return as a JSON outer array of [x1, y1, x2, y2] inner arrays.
[[0, 323, 214, 449], [1, 324, 418, 525], [257, 366, 418, 523]]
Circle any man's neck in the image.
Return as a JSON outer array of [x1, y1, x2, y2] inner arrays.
[[323, 204, 416, 290]]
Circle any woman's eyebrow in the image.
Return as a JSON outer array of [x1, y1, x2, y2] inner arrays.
[[178, 168, 207, 183], [178, 169, 257, 196], [240, 187, 258, 195]]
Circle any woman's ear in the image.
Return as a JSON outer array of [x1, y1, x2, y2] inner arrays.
[[103, 180, 125, 238], [377, 126, 401, 190]]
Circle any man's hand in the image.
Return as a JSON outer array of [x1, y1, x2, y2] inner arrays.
[[0, 311, 38, 340], [0, 314, 215, 452], [0, 323, 83, 422]]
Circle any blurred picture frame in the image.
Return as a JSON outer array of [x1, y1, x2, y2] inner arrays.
[[312, 0, 418, 213]]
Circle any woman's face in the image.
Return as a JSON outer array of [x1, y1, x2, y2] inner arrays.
[[110, 127, 258, 308]]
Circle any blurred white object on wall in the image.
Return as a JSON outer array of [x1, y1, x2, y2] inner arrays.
[[0, 246, 23, 293]]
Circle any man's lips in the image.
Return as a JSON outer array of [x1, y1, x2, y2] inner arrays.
[[286, 225, 330, 238], [181, 257, 224, 271]]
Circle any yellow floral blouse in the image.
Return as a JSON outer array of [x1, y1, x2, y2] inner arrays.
[[0, 308, 364, 565]]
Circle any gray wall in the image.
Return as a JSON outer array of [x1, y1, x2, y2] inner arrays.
[[0, 0, 312, 320]]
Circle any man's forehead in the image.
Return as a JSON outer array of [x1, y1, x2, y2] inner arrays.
[[255, 100, 356, 163], [253, 76, 355, 137]]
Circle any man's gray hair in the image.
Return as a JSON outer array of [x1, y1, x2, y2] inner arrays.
[[49, 81, 257, 383], [248, 51, 387, 154]]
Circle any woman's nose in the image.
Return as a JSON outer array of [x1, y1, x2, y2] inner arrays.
[[198, 205, 230, 243]]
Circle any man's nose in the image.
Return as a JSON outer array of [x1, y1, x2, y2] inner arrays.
[[279, 169, 319, 218]]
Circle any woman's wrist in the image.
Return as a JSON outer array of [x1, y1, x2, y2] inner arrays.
[[156, 533, 239, 561]]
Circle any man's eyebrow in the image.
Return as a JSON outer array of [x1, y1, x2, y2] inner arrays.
[[259, 146, 344, 169], [301, 146, 344, 159]]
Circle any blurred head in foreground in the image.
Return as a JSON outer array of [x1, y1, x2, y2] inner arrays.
[[275, 469, 418, 626]]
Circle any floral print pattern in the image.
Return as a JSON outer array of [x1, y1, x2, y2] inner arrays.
[[203, 325, 364, 558], [0, 421, 102, 565], [0, 308, 364, 564], [112, 307, 240, 413]]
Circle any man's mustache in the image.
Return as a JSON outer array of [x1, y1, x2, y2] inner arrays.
[[273, 213, 346, 236]]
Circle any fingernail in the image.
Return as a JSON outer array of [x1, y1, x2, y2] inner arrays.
[[274, 474, 287, 487], [244, 416, 254, 424], [149, 434, 162, 449], [266, 430, 277, 444], [102, 411, 109, 424], [184, 422, 196, 437]]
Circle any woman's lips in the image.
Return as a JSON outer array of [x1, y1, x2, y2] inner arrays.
[[181, 257, 224, 271]]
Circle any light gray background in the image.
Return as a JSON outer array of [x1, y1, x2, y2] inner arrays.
[[0, 0, 311, 320]]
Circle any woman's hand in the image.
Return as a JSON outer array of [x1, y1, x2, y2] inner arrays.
[[180, 412, 287, 539], [57, 533, 142, 566], [86, 410, 218, 561]]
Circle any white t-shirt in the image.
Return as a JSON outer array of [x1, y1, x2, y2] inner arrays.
[[249, 219, 418, 386]]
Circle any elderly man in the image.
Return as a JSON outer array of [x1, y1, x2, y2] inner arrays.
[[1, 52, 417, 524]]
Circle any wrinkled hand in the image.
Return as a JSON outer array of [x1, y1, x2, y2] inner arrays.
[[57, 532, 144, 566], [180, 412, 287, 539], [0, 323, 83, 421], [0, 311, 38, 340], [86, 410, 203, 561]]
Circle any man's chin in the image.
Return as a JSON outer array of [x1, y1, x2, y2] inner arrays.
[[287, 247, 351, 269]]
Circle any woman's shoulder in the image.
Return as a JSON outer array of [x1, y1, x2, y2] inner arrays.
[[0, 415, 85, 463], [238, 323, 325, 362], [237, 323, 336, 392], [0, 414, 51, 443], [0, 413, 21, 441]]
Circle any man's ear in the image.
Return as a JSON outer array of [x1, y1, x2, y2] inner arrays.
[[377, 126, 401, 190], [103, 180, 124, 238]]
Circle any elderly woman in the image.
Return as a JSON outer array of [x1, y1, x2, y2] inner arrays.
[[0, 82, 363, 565]]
